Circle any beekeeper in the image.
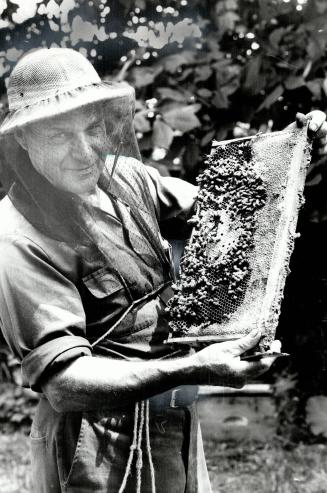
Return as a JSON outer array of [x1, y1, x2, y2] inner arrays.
[[0, 48, 326, 493]]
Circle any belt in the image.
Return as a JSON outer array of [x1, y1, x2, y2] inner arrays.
[[148, 385, 198, 412]]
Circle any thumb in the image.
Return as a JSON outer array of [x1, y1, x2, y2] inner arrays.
[[295, 112, 307, 129], [225, 328, 262, 356]]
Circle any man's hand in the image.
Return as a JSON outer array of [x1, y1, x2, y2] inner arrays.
[[191, 329, 279, 388], [42, 328, 280, 413], [294, 110, 327, 157]]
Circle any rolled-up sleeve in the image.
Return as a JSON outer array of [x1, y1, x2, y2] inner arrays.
[[0, 235, 91, 391]]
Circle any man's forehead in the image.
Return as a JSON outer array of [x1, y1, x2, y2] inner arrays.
[[31, 105, 102, 131]]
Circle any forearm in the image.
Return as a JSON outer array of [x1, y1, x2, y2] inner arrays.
[[42, 330, 274, 413], [42, 353, 198, 413]]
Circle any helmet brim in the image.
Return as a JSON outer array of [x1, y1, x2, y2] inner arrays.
[[0, 81, 135, 135]]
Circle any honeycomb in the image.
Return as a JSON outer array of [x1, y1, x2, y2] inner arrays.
[[168, 128, 311, 351]]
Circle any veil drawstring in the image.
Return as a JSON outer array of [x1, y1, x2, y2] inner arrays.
[[118, 400, 156, 493]]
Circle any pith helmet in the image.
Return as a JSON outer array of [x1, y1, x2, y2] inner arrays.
[[0, 47, 134, 135]]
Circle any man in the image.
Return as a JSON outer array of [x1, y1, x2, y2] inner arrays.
[[0, 48, 325, 493]]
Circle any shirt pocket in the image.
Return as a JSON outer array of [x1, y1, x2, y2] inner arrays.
[[80, 269, 131, 340], [82, 267, 124, 298]]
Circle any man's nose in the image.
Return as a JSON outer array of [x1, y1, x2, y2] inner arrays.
[[71, 132, 93, 159]]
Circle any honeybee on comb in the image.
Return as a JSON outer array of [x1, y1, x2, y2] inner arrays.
[[167, 126, 312, 358]]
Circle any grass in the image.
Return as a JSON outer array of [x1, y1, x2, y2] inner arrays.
[[1, 431, 327, 492], [0, 432, 31, 493], [204, 439, 327, 493]]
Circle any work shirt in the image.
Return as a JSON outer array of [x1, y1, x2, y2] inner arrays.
[[0, 159, 196, 390], [0, 156, 212, 492]]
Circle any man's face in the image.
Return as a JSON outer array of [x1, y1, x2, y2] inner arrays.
[[18, 105, 107, 195]]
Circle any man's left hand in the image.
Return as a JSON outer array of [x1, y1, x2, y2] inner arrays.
[[294, 110, 327, 157]]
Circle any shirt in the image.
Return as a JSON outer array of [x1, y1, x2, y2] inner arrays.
[[0, 159, 197, 391], [0, 157, 213, 493]]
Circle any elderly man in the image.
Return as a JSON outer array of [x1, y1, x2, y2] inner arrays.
[[0, 48, 326, 493]]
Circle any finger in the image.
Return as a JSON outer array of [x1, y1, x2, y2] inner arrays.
[[295, 112, 307, 128], [269, 340, 282, 353], [306, 110, 326, 134], [235, 356, 278, 378], [224, 328, 262, 356], [315, 121, 327, 139]]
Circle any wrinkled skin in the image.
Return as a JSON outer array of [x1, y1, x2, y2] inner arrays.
[[14, 105, 107, 197]]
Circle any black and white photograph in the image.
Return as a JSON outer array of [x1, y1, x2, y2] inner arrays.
[[1, 1, 327, 492]]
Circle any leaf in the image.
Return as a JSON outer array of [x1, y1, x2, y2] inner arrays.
[[243, 56, 262, 95], [152, 119, 174, 150], [212, 89, 229, 109], [257, 84, 284, 111], [134, 111, 151, 133], [269, 27, 286, 50], [134, 0, 146, 9], [162, 104, 201, 134], [215, 125, 230, 141], [306, 79, 323, 99], [216, 12, 240, 35], [138, 134, 153, 151], [159, 101, 186, 114], [273, 374, 298, 396], [10, 412, 25, 423], [156, 87, 190, 103], [306, 173, 322, 187], [194, 65, 213, 83], [158, 51, 196, 74], [306, 18, 327, 57], [284, 76, 305, 91], [183, 141, 200, 171], [306, 395, 327, 437], [177, 67, 194, 81], [307, 38, 324, 62], [128, 66, 163, 89], [225, 0, 238, 10], [201, 130, 216, 147], [197, 88, 213, 99], [215, 62, 241, 94], [135, 99, 146, 111], [212, 58, 234, 75]]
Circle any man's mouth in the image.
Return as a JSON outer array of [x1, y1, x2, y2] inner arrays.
[[67, 165, 94, 173]]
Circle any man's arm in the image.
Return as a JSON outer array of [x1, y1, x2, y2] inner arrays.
[[42, 328, 276, 413]]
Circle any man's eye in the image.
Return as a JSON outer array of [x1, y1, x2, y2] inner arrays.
[[88, 123, 104, 134], [52, 132, 68, 143]]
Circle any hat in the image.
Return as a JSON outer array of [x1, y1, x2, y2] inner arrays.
[[0, 48, 134, 135]]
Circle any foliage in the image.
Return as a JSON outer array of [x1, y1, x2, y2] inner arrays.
[[0, 383, 38, 430], [1, 0, 327, 180], [205, 439, 327, 493], [0, 432, 31, 493], [306, 395, 327, 438]]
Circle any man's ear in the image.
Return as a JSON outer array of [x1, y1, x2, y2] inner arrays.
[[14, 129, 28, 150]]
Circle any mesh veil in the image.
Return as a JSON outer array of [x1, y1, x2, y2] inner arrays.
[[168, 127, 312, 351], [0, 89, 159, 296]]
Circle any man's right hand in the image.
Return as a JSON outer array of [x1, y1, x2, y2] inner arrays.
[[42, 327, 279, 413], [190, 329, 278, 388]]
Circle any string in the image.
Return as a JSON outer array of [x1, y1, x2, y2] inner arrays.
[[118, 400, 156, 493]]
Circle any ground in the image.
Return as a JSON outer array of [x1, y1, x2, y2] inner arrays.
[[1, 432, 327, 493]]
